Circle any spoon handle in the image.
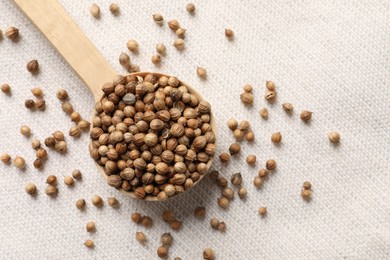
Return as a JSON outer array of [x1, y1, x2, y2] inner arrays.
[[13, 0, 117, 100]]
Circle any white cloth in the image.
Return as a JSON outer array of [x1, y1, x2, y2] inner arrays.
[[0, 0, 389, 259]]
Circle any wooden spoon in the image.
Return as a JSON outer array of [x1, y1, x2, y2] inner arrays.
[[13, 0, 216, 201]]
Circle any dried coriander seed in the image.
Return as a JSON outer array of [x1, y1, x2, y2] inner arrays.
[[169, 219, 182, 230], [109, 3, 120, 15], [151, 54, 161, 65], [229, 143, 240, 155], [209, 171, 219, 181], [36, 148, 47, 159], [219, 152, 230, 163], [328, 132, 340, 143], [72, 169, 82, 179], [127, 40, 139, 52], [265, 91, 277, 103], [131, 212, 143, 223], [157, 246, 168, 258], [203, 248, 215, 260], [107, 197, 119, 207], [91, 195, 103, 207], [176, 28, 186, 38], [258, 169, 269, 177], [246, 154, 256, 165], [217, 222, 226, 232], [246, 130, 255, 142], [1, 153, 11, 164], [61, 101, 73, 114], [233, 129, 244, 141], [210, 218, 219, 229], [217, 177, 228, 187], [271, 132, 282, 143], [45, 185, 58, 196], [136, 232, 147, 245], [128, 64, 140, 72], [301, 189, 312, 200], [238, 120, 250, 131], [90, 4, 100, 17], [156, 43, 166, 54], [266, 81, 276, 91], [141, 216, 153, 228], [253, 176, 262, 188], [31, 87, 43, 97], [46, 175, 57, 185], [161, 232, 173, 246], [173, 39, 185, 50], [5, 26, 19, 40], [25, 183, 37, 195], [76, 198, 86, 209], [1, 84, 11, 94], [186, 3, 195, 13], [64, 176, 75, 186], [225, 28, 234, 39], [258, 207, 267, 216], [217, 197, 229, 209], [20, 125, 31, 137], [240, 92, 254, 105], [54, 141, 67, 153], [36, 100, 45, 111], [282, 103, 293, 113], [86, 221, 96, 232], [56, 89, 68, 100], [197, 67, 207, 79], [26, 60, 39, 74], [69, 126, 81, 137], [25, 99, 35, 109], [153, 13, 164, 26], [300, 110, 312, 122], [84, 239, 94, 248], [33, 159, 43, 169], [303, 181, 312, 190], [222, 187, 234, 200], [238, 187, 247, 199], [168, 20, 180, 31], [194, 207, 206, 219], [31, 138, 41, 149], [44, 137, 56, 147], [13, 156, 26, 169], [243, 84, 253, 92], [266, 159, 277, 170], [78, 120, 90, 130], [230, 172, 242, 186], [119, 52, 130, 67], [227, 118, 238, 130]]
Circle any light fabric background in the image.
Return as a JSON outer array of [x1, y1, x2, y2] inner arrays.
[[0, 0, 389, 259]]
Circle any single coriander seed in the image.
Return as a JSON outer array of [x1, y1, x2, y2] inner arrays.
[[271, 132, 282, 143], [33, 159, 43, 169], [259, 207, 267, 216], [107, 197, 119, 207], [1, 83, 11, 94], [119, 52, 130, 67], [168, 20, 180, 31], [301, 189, 312, 200], [227, 118, 238, 130], [31, 87, 43, 97], [131, 212, 143, 223], [64, 176, 74, 186], [243, 84, 253, 92], [5, 26, 19, 40], [266, 81, 276, 91], [217, 222, 226, 232], [176, 28, 186, 38], [217, 177, 228, 187], [56, 89, 68, 100], [25, 183, 37, 195], [161, 232, 173, 246], [127, 40, 139, 52], [157, 246, 168, 258], [328, 132, 340, 143], [31, 140, 40, 151], [91, 195, 103, 207], [35, 100, 46, 111], [86, 221, 96, 232], [231, 172, 242, 186], [222, 187, 234, 200], [20, 125, 31, 137], [210, 218, 219, 229], [217, 197, 229, 209], [13, 156, 26, 169], [258, 169, 269, 177], [1, 153, 11, 164], [203, 248, 215, 260], [197, 67, 207, 79], [26, 60, 39, 74], [233, 129, 244, 141], [45, 185, 58, 196], [219, 152, 230, 163], [46, 175, 57, 185], [186, 3, 196, 13], [69, 126, 81, 137], [238, 120, 250, 131], [246, 154, 256, 165], [240, 92, 254, 105], [266, 159, 277, 170], [72, 169, 82, 179], [253, 176, 262, 188], [76, 198, 86, 210], [265, 91, 277, 103], [173, 39, 185, 50], [229, 143, 241, 155], [225, 28, 234, 39], [84, 239, 94, 248], [54, 141, 67, 153], [151, 54, 161, 65], [194, 207, 206, 219], [300, 110, 313, 122], [156, 43, 166, 54], [53, 131, 65, 141], [238, 187, 247, 199], [141, 216, 153, 228], [90, 4, 100, 18], [78, 120, 91, 131], [282, 103, 294, 113], [246, 130, 255, 142], [303, 181, 312, 190], [109, 3, 120, 15], [25, 99, 35, 109], [153, 13, 164, 26], [169, 219, 182, 230], [136, 232, 147, 245]]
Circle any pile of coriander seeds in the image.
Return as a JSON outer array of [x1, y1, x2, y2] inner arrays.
[[89, 73, 215, 200]]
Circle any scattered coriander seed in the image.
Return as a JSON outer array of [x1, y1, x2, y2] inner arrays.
[[35, 100, 46, 111], [1, 153, 11, 164], [44, 137, 56, 147], [54, 141, 67, 153], [176, 28, 186, 38], [209, 171, 219, 182], [227, 118, 238, 130], [64, 176, 74, 186], [203, 248, 215, 260], [161, 232, 173, 246], [259, 107, 269, 119], [20, 125, 31, 137], [210, 218, 219, 229], [36, 148, 47, 159], [86, 221, 96, 232], [168, 20, 180, 31], [141, 216, 153, 228], [230, 172, 242, 186], [253, 176, 262, 188], [238, 120, 250, 131], [25, 99, 35, 109], [246, 130, 255, 142], [217, 222, 226, 232], [196, 67, 207, 79], [5, 26, 19, 40], [53, 130, 64, 141], [131, 212, 143, 223], [240, 92, 254, 105], [246, 154, 256, 165], [222, 187, 234, 200], [194, 207, 206, 219], [31, 87, 43, 97], [69, 126, 81, 137], [244, 84, 253, 92], [107, 197, 119, 207], [219, 152, 230, 163], [157, 246, 168, 258], [217, 197, 229, 209], [229, 143, 241, 155], [61, 101, 73, 114], [109, 3, 120, 15], [151, 54, 161, 65], [91, 195, 103, 207], [127, 40, 139, 52], [78, 120, 91, 131], [282, 103, 293, 113], [271, 132, 282, 143], [136, 232, 147, 246], [13, 156, 26, 169], [45, 185, 58, 196], [265, 91, 277, 103], [56, 89, 68, 100], [129, 63, 140, 72], [76, 198, 86, 210], [119, 52, 130, 67], [1, 84, 11, 94], [173, 39, 185, 50], [33, 158, 43, 169], [72, 169, 82, 179], [25, 183, 37, 195], [266, 81, 276, 91], [238, 187, 247, 199], [31, 139, 41, 150], [301, 189, 312, 200], [84, 239, 94, 248], [186, 3, 195, 13], [90, 4, 100, 18], [266, 159, 277, 170], [303, 181, 312, 190], [233, 129, 244, 141], [258, 207, 267, 216], [70, 111, 81, 122], [156, 43, 166, 54], [46, 175, 57, 185], [225, 28, 234, 39], [300, 110, 312, 122], [258, 169, 269, 177], [26, 60, 39, 74], [328, 132, 340, 143], [169, 219, 182, 230], [153, 13, 164, 26]]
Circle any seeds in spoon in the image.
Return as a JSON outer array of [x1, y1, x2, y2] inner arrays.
[[203, 248, 215, 260], [300, 110, 312, 122], [13, 156, 26, 169], [328, 132, 340, 143], [225, 28, 234, 39], [153, 13, 164, 26], [1, 83, 11, 94], [127, 40, 139, 52], [109, 3, 120, 15], [1, 153, 11, 164], [20, 125, 31, 137], [186, 3, 195, 13], [26, 60, 39, 74], [173, 39, 185, 50], [86, 221, 96, 232], [25, 183, 37, 195], [136, 231, 147, 245], [197, 67, 207, 79], [271, 132, 282, 143], [5, 26, 19, 40], [90, 4, 100, 18]]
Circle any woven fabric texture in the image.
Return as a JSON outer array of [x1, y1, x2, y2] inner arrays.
[[0, 0, 389, 259]]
